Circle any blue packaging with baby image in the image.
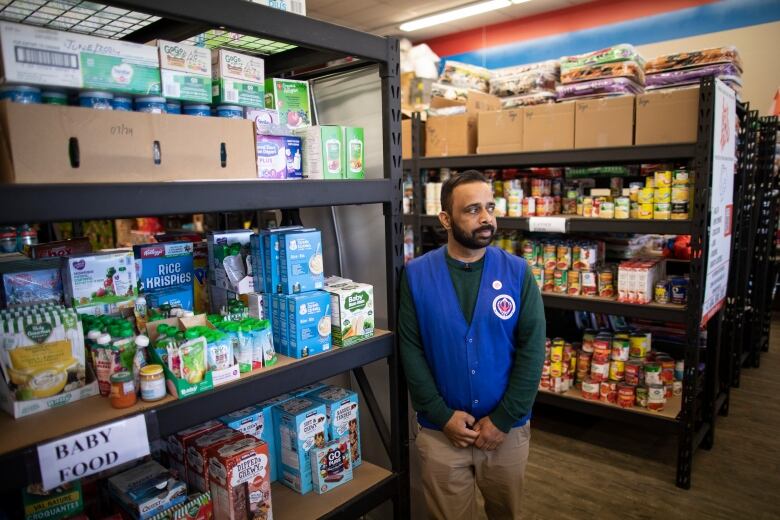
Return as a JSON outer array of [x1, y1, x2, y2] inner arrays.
[[279, 230, 324, 294], [285, 290, 332, 358]]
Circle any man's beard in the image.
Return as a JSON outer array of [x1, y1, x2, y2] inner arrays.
[[451, 219, 496, 250]]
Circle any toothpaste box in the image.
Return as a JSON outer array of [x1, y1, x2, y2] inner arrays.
[[211, 49, 265, 107], [208, 437, 272, 520], [256, 392, 296, 482], [344, 127, 365, 180], [309, 435, 353, 494], [187, 428, 247, 493], [273, 397, 328, 494], [286, 291, 332, 359], [0, 21, 161, 94], [293, 126, 344, 179], [279, 230, 324, 294], [167, 420, 225, 482], [207, 231, 254, 295], [108, 461, 187, 520], [134, 241, 194, 311], [265, 78, 312, 131], [0, 259, 63, 308], [255, 134, 303, 180], [305, 385, 361, 467], [62, 251, 137, 314], [155, 39, 212, 103], [325, 282, 374, 347]]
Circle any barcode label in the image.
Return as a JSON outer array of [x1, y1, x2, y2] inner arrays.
[[15, 46, 78, 70], [163, 82, 181, 98], [290, 1, 304, 14], [226, 89, 239, 103]]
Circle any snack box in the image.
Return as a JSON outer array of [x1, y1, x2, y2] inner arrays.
[[305, 385, 362, 467], [62, 251, 137, 314], [187, 428, 247, 493], [212, 49, 265, 107], [0, 259, 63, 308], [265, 78, 312, 131], [24, 238, 92, 260], [255, 134, 303, 180], [255, 392, 296, 482], [134, 242, 194, 311], [294, 382, 327, 396], [246, 107, 287, 136], [249, 226, 304, 295], [285, 291, 332, 359], [148, 492, 212, 520], [155, 39, 212, 103], [208, 437, 272, 520], [309, 435, 353, 494], [279, 230, 324, 294], [273, 397, 327, 494], [167, 420, 225, 482], [22, 481, 83, 520], [108, 461, 187, 520], [207, 231, 254, 295], [324, 282, 374, 347]]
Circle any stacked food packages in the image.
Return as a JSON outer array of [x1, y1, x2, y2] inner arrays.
[[438, 60, 491, 93], [645, 46, 743, 93], [489, 60, 560, 108], [557, 44, 646, 100]]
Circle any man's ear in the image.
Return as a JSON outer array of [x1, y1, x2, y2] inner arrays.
[[438, 211, 451, 231]]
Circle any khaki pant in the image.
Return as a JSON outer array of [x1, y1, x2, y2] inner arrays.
[[415, 423, 530, 520]]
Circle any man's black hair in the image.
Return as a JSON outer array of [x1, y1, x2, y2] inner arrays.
[[440, 170, 490, 214]]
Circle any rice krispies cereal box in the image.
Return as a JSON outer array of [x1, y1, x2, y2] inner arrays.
[[208, 437, 272, 520], [272, 397, 327, 494], [305, 385, 361, 468], [187, 428, 247, 493], [309, 435, 353, 494]]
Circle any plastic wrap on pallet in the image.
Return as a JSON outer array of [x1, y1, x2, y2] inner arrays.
[[491, 59, 560, 79], [556, 77, 644, 100], [560, 44, 645, 73], [646, 62, 742, 90], [646, 46, 743, 74], [489, 71, 558, 98], [501, 91, 558, 108], [561, 60, 645, 85], [438, 60, 491, 92]]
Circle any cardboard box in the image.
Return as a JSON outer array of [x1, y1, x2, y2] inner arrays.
[[187, 428, 247, 492], [134, 241, 194, 311], [0, 258, 63, 307], [167, 420, 225, 483], [343, 127, 365, 180], [635, 87, 700, 145], [279, 230, 324, 294], [305, 385, 361, 467], [208, 437, 272, 520], [255, 393, 296, 482], [477, 109, 524, 154], [293, 126, 343, 179], [0, 102, 257, 184], [249, 226, 303, 294], [25, 238, 92, 260], [155, 40, 212, 103], [62, 251, 137, 313], [425, 114, 475, 157], [324, 282, 374, 347], [22, 481, 83, 520], [429, 91, 502, 113], [309, 436, 353, 494], [108, 461, 187, 520], [255, 134, 303, 180], [402, 119, 412, 159], [575, 96, 634, 149], [0, 21, 161, 94], [285, 291, 332, 358], [265, 78, 312, 131], [273, 397, 328, 494], [211, 49, 264, 107], [523, 101, 575, 152]]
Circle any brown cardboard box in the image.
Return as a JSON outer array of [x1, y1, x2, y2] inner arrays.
[[0, 101, 257, 183], [402, 119, 412, 159], [575, 96, 634, 149], [426, 114, 476, 157], [523, 101, 575, 151], [429, 91, 502, 113], [635, 87, 699, 145], [477, 109, 524, 154]]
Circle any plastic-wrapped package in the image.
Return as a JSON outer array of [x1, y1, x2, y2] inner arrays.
[[556, 77, 644, 100], [438, 60, 491, 92], [646, 46, 743, 74], [561, 60, 645, 85], [489, 70, 558, 98], [501, 91, 557, 108], [560, 44, 645, 73], [491, 60, 560, 79], [431, 82, 473, 102], [646, 62, 742, 89], [428, 105, 467, 117]]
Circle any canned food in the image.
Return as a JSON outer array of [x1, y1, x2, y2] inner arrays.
[[616, 196, 630, 209], [594, 334, 611, 350], [562, 197, 577, 215], [611, 338, 630, 361], [577, 245, 598, 271], [538, 196, 555, 216], [671, 186, 689, 203], [664, 384, 673, 399], [628, 334, 648, 359], [617, 383, 636, 408], [648, 384, 665, 401], [550, 341, 564, 362], [542, 360, 551, 377], [543, 244, 557, 269], [556, 245, 572, 270], [654, 280, 670, 304], [609, 360, 625, 381], [645, 176, 655, 188], [531, 178, 543, 198], [554, 269, 568, 294], [553, 196, 562, 215], [636, 386, 649, 407], [591, 198, 602, 218], [600, 202, 615, 219], [522, 240, 536, 264], [582, 197, 593, 217], [550, 362, 563, 378], [625, 360, 643, 386], [582, 378, 600, 400], [540, 377, 551, 390], [582, 330, 596, 352], [552, 377, 566, 393], [592, 347, 610, 365], [654, 170, 672, 188], [672, 169, 690, 185], [638, 203, 654, 219], [638, 188, 655, 204], [543, 268, 555, 292], [581, 271, 598, 296], [590, 361, 610, 382], [599, 381, 618, 404], [532, 266, 543, 289], [630, 202, 640, 219], [577, 351, 592, 372], [567, 270, 581, 295], [576, 197, 584, 216], [672, 380, 683, 397], [671, 202, 690, 219], [659, 358, 675, 384], [654, 202, 671, 220], [629, 182, 643, 202], [644, 363, 662, 385], [598, 269, 614, 298], [670, 277, 688, 304], [675, 360, 685, 381], [523, 197, 536, 216]]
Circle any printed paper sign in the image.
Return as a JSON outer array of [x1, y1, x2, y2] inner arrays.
[[528, 217, 568, 233], [37, 414, 150, 490]]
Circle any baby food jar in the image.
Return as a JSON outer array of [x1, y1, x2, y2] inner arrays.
[[109, 371, 137, 409], [0, 228, 17, 253], [216, 105, 244, 118], [0, 85, 42, 104], [165, 100, 182, 114], [183, 103, 211, 117], [79, 91, 114, 110], [139, 364, 166, 401], [112, 95, 133, 111], [135, 96, 167, 114], [42, 90, 68, 105]]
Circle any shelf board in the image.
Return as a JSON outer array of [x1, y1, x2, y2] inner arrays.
[[535, 388, 681, 432], [404, 143, 697, 170], [272, 463, 396, 520], [0, 180, 393, 223], [0, 331, 393, 489], [542, 293, 687, 322]]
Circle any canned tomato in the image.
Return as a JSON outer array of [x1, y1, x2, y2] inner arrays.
[[554, 269, 568, 293], [551, 340, 564, 362], [638, 188, 655, 204], [553, 196, 562, 215], [654, 170, 672, 188], [671, 202, 690, 219], [582, 197, 593, 217], [636, 386, 649, 407], [550, 362, 563, 378], [567, 270, 581, 295], [654, 280, 670, 304], [543, 268, 555, 292], [531, 178, 543, 198], [539, 196, 555, 216], [582, 378, 600, 400], [659, 358, 675, 383], [542, 360, 551, 377], [532, 266, 543, 288], [625, 360, 643, 386], [629, 333, 649, 358], [675, 360, 684, 381], [648, 384, 665, 401], [617, 383, 636, 408], [600, 381, 618, 404], [590, 361, 610, 382], [594, 334, 611, 351], [581, 271, 598, 296], [577, 351, 592, 372], [522, 240, 535, 263], [609, 360, 625, 381], [562, 197, 577, 215], [671, 186, 689, 203], [543, 244, 557, 269], [672, 380, 683, 397], [598, 269, 614, 298], [539, 377, 551, 390], [578, 244, 598, 271], [523, 197, 536, 216], [552, 377, 566, 393], [582, 330, 596, 352], [672, 169, 690, 185], [611, 338, 630, 361], [644, 362, 662, 385], [638, 203, 654, 219], [592, 347, 610, 365], [670, 277, 688, 304], [664, 384, 673, 399], [556, 245, 572, 270]]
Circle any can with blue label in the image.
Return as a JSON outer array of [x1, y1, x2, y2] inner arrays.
[[112, 95, 133, 111], [183, 103, 211, 116], [0, 85, 41, 104], [216, 105, 244, 118], [135, 96, 167, 114], [79, 91, 114, 110], [670, 277, 688, 305], [166, 100, 182, 114]]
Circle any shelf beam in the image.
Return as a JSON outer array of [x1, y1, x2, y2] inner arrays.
[[542, 293, 687, 322]]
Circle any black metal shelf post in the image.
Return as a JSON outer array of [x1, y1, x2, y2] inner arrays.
[[0, 1, 409, 518]]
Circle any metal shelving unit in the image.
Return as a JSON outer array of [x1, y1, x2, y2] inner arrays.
[[0, 1, 409, 518], [403, 78, 729, 489]]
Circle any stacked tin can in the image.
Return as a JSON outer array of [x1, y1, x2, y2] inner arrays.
[[631, 169, 691, 220], [539, 338, 579, 394], [521, 238, 604, 296]]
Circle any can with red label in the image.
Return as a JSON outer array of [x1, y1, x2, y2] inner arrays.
[[599, 381, 618, 404], [592, 346, 610, 364], [543, 244, 557, 269], [554, 269, 568, 293], [556, 245, 572, 270], [659, 358, 675, 384], [582, 378, 600, 400], [629, 333, 649, 358], [567, 270, 581, 295], [542, 360, 551, 377], [550, 340, 564, 362], [582, 330, 596, 352], [550, 362, 563, 378], [617, 383, 635, 408], [543, 268, 555, 292], [532, 266, 543, 289], [625, 360, 643, 386], [672, 380, 683, 397], [539, 377, 551, 390], [577, 351, 592, 373], [611, 337, 630, 361], [590, 361, 610, 382], [644, 362, 662, 385]]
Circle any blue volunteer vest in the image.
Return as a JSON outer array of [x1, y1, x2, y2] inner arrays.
[[406, 245, 530, 430]]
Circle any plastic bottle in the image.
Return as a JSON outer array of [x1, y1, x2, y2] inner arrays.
[[133, 335, 150, 390], [95, 333, 114, 396]]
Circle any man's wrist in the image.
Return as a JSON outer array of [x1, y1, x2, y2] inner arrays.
[[489, 404, 516, 434]]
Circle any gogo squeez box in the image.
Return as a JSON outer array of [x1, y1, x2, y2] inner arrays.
[[211, 49, 264, 107], [156, 40, 212, 103], [0, 21, 161, 95], [134, 242, 194, 311]]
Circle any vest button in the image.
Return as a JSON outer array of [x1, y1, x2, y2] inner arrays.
[[468, 338, 473, 343], [471, 370, 476, 375], [474, 400, 479, 405]]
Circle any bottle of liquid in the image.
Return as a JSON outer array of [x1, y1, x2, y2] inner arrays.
[[133, 335, 150, 390]]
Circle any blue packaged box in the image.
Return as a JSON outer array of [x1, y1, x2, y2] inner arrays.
[[134, 242, 194, 311], [251, 226, 303, 294], [0, 259, 63, 308], [263, 227, 313, 295], [309, 435, 353, 494], [279, 230, 324, 294], [272, 293, 288, 356], [286, 291, 332, 358], [294, 382, 326, 396], [305, 385, 362, 468], [284, 136, 303, 179], [272, 397, 327, 494], [255, 392, 295, 482]]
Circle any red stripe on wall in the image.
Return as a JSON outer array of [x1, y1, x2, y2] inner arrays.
[[423, 0, 718, 58]]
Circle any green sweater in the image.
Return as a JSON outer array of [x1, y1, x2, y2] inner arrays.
[[399, 250, 546, 433]]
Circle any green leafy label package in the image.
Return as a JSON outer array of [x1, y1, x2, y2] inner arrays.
[[265, 78, 312, 131]]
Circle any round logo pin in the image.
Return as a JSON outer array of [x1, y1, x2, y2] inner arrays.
[[492, 294, 516, 320], [492, 280, 503, 290]]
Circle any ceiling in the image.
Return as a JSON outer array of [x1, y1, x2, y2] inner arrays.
[[306, 0, 595, 41]]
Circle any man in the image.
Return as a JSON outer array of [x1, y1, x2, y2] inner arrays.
[[400, 170, 546, 520]]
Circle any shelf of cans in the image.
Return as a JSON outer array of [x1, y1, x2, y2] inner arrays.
[[539, 331, 683, 414]]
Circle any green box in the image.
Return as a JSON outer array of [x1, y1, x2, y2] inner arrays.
[[211, 49, 265, 107], [265, 78, 312, 131], [294, 125, 344, 179], [23, 481, 83, 520], [157, 40, 212, 103], [344, 127, 365, 179]]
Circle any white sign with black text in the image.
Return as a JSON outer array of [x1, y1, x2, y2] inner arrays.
[[528, 217, 568, 233], [37, 414, 150, 491]]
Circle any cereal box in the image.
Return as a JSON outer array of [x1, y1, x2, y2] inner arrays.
[[279, 230, 324, 294], [305, 385, 361, 467], [167, 420, 225, 482], [285, 291, 332, 359], [108, 461, 187, 520], [208, 437, 272, 520], [62, 251, 137, 314], [211, 49, 265, 107], [256, 392, 295, 482], [187, 428, 247, 492], [265, 78, 311, 131], [134, 242, 194, 311], [273, 397, 327, 494], [156, 40, 212, 103], [324, 282, 374, 347], [0, 259, 63, 308], [309, 435, 353, 494]]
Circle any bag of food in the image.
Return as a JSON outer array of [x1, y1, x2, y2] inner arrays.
[[561, 60, 645, 85], [556, 77, 644, 100], [645, 46, 743, 74], [646, 62, 742, 90], [501, 91, 557, 108], [560, 44, 645, 73], [438, 60, 491, 93]]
